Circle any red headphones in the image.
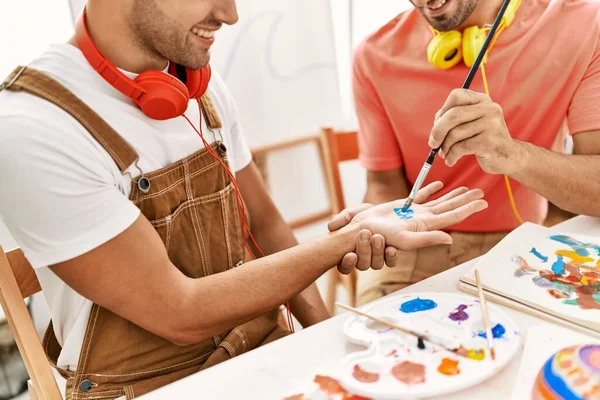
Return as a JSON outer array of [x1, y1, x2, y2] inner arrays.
[[75, 7, 211, 120]]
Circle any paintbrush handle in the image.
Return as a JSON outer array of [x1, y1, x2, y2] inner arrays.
[[335, 302, 462, 355], [475, 269, 496, 356]]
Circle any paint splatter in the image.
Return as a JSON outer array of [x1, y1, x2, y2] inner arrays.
[[313, 376, 345, 395], [530, 248, 548, 262], [551, 255, 566, 275], [391, 361, 426, 385], [477, 323, 506, 339], [400, 297, 437, 313], [449, 304, 469, 321], [513, 255, 539, 277], [394, 208, 414, 220], [352, 365, 380, 383], [456, 346, 485, 361], [283, 395, 304, 400], [575, 286, 600, 310], [548, 289, 570, 299], [386, 349, 398, 357], [556, 250, 594, 265], [437, 358, 460, 376]]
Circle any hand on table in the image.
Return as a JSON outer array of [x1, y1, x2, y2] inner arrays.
[[328, 181, 487, 274], [428, 89, 524, 174]]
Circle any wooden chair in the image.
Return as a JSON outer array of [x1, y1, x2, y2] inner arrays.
[[0, 246, 62, 400], [319, 127, 360, 313]]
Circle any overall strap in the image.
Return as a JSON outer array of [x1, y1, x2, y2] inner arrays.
[[1, 66, 139, 173]]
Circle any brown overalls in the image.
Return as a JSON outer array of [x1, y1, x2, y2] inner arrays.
[[2, 66, 290, 399]]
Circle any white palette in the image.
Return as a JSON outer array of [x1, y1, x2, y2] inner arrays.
[[339, 292, 521, 399]]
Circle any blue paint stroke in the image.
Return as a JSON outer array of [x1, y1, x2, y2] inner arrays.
[[400, 297, 437, 314], [551, 255, 566, 276], [540, 355, 583, 400], [477, 323, 506, 339], [549, 235, 598, 257], [221, 9, 335, 82], [394, 208, 414, 220], [530, 247, 548, 263]]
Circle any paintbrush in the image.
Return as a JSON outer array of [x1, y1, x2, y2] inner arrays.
[[475, 269, 496, 361], [336, 302, 476, 359], [400, 0, 513, 212]]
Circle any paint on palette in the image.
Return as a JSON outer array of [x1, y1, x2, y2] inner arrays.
[[551, 255, 566, 276], [437, 358, 460, 376], [400, 297, 438, 313], [456, 346, 485, 361], [477, 323, 506, 339], [394, 208, 414, 220], [352, 365, 380, 383], [391, 361, 426, 385], [448, 304, 469, 321], [417, 337, 426, 350], [313, 375, 345, 395], [386, 349, 398, 357], [530, 247, 548, 262]]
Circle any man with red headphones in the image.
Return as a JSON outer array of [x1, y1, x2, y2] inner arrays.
[[350, 0, 600, 306], [0, 1, 486, 397]]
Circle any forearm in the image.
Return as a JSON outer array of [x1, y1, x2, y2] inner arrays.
[[510, 140, 600, 216], [180, 224, 358, 343], [364, 169, 410, 205], [249, 216, 330, 327]]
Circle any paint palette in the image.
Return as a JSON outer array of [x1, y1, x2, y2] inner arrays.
[[339, 292, 521, 399]]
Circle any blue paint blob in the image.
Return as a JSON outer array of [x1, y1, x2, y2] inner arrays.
[[575, 247, 590, 256], [400, 297, 437, 314], [394, 208, 414, 220], [551, 255, 566, 276], [477, 323, 506, 339], [530, 247, 548, 263]]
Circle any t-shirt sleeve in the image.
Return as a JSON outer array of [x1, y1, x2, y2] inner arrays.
[[0, 116, 140, 269], [352, 44, 403, 171], [568, 25, 600, 135]]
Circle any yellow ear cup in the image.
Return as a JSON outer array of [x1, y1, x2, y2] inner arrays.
[[462, 26, 488, 68], [427, 30, 463, 70]]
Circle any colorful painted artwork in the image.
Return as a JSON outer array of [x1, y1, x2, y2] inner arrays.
[[532, 344, 600, 400], [340, 292, 521, 399], [461, 223, 600, 332]]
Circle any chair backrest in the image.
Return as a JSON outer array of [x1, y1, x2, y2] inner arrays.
[[0, 246, 62, 399], [319, 127, 359, 214]]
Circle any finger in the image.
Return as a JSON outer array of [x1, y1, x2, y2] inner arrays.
[[440, 117, 486, 159], [370, 235, 385, 270], [437, 89, 489, 119], [413, 181, 444, 204], [328, 203, 373, 232], [430, 188, 484, 215], [385, 246, 398, 268], [338, 253, 358, 275], [395, 231, 453, 250], [422, 186, 469, 207], [424, 199, 489, 231], [445, 137, 479, 167], [356, 230, 373, 271], [429, 104, 487, 149]]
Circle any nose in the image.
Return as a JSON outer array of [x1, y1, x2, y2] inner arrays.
[[214, 0, 238, 25]]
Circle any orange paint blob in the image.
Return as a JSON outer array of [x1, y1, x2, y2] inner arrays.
[[437, 358, 460, 376], [352, 365, 380, 383], [314, 375, 345, 395]]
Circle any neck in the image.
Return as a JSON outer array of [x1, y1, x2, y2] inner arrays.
[[458, 0, 506, 30], [68, 4, 168, 73]]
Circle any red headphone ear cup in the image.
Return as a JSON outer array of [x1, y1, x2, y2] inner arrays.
[[134, 71, 190, 120], [185, 65, 211, 99]]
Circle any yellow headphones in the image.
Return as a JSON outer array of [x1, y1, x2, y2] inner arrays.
[[426, 0, 522, 70]]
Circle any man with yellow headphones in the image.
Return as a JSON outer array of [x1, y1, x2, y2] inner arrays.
[[350, 0, 600, 305]]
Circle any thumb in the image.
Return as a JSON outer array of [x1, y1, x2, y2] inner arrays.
[[394, 231, 453, 250], [328, 203, 373, 231]]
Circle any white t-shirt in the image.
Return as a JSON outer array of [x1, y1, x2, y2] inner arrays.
[[0, 43, 252, 371]]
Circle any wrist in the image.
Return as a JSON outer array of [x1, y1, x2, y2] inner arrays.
[[506, 140, 531, 177]]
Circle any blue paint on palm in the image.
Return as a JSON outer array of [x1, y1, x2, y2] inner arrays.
[[394, 208, 414, 220]]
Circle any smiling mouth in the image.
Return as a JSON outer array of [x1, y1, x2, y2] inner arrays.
[[191, 27, 216, 39], [426, 0, 448, 10]]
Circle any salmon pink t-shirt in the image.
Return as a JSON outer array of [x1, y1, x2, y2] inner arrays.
[[353, 0, 600, 232]]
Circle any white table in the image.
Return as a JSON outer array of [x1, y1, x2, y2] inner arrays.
[[139, 216, 600, 400]]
